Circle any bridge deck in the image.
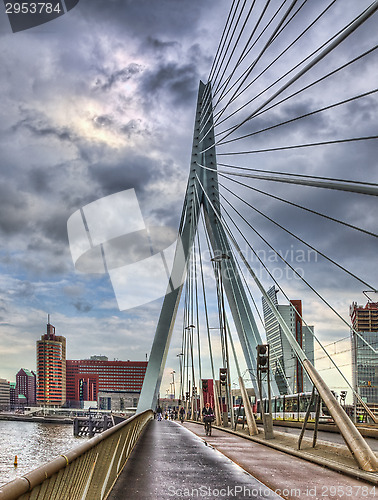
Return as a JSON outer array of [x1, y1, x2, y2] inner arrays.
[[108, 419, 378, 500], [107, 419, 282, 499], [185, 422, 378, 499]]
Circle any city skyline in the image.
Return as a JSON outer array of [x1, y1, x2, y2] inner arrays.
[[0, 0, 377, 397]]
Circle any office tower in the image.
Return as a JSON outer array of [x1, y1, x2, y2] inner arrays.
[[66, 358, 148, 406], [36, 321, 66, 406], [262, 286, 314, 394], [350, 301, 378, 405], [16, 368, 36, 405], [0, 378, 10, 411], [9, 382, 16, 410]]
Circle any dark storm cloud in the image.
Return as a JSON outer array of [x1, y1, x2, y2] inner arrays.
[[90, 154, 159, 195], [93, 63, 142, 92], [0, 184, 29, 235], [88, 152, 186, 222], [226, 98, 330, 148], [31, 211, 71, 245], [12, 112, 73, 143], [143, 36, 179, 54], [140, 59, 199, 106], [80, 0, 212, 39]]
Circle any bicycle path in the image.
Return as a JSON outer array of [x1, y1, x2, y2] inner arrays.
[[185, 421, 378, 500], [107, 419, 283, 499]]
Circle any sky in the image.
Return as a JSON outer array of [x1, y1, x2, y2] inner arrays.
[[0, 0, 377, 403]]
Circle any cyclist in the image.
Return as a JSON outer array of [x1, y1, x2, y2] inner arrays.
[[202, 402, 215, 436]]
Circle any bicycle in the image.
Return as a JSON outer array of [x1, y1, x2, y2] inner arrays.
[[203, 415, 214, 436]]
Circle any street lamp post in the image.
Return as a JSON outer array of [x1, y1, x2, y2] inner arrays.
[[171, 371, 176, 400], [177, 353, 183, 401], [185, 324, 196, 419]]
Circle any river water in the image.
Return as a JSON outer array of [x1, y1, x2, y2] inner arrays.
[[0, 420, 87, 487]]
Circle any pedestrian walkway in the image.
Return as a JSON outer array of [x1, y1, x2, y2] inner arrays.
[[107, 419, 282, 500], [185, 422, 378, 499]]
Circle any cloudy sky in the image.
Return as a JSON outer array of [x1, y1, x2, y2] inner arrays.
[[0, 0, 377, 401]]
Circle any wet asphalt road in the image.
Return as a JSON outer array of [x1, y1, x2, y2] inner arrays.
[[107, 419, 282, 499]]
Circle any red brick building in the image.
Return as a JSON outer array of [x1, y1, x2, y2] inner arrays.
[[66, 357, 148, 406], [16, 368, 36, 405]]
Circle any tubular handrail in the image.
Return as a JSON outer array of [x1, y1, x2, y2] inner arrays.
[[0, 409, 153, 500]]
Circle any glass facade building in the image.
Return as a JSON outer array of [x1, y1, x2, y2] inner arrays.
[[350, 301, 378, 405], [262, 286, 314, 395]]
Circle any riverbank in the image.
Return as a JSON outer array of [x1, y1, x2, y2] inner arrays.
[[0, 414, 72, 425]]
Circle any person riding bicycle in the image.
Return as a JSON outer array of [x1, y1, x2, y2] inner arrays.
[[202, 402, 215, 436]]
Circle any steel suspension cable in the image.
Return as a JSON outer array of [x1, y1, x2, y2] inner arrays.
[[217, 162, 378, 188], [214, 39, 378, 146], [269, 0, 308, 43], [217, 201, 353, 394], [193, 233, 202, 387], [206, 163, 378, 196], [213, 0, 283, 99], [196, 177, 263, 356], [210, 0, 248, 91], [218, 173, 378, 239], [207, 0, 239, 83], [214, 0, 309, 107], [219, 191, 378, 357], [218, 88, 378, 146], [199, 2, 356, 150], [218, 183, 376, 292], [218, 135, 378, 156], [219, 198, 373, 408], [195, 172, 378, 407], [211, 10, 362, 131], [213, 0, 299, 126], [211, 0, 252, 96], [191, 185, 203, 402], [214, 2, 378, 138], [196, 163, 378, 235], [200, 0, 287, 139]]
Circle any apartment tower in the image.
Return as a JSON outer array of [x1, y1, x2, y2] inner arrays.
[[36, 320, 66, 406]]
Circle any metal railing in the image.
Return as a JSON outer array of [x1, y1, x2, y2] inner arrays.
[[0, 409, 153, 500]]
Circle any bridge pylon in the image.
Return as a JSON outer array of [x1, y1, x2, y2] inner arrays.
[[137, 81, 277, 414]]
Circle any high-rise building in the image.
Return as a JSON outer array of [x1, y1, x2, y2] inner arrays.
[[0, 378, 10, 411], [262, 286, 314, 395], [16, 368, 36, 406], [36, 321, 66, 406], [350, 301, 378, 405], [9, 382, 16, 410], [66, 358, 148, 407]]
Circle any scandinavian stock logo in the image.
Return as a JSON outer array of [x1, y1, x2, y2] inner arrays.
[[4, 0, 80, 32], [67, 189, 186, 311]]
